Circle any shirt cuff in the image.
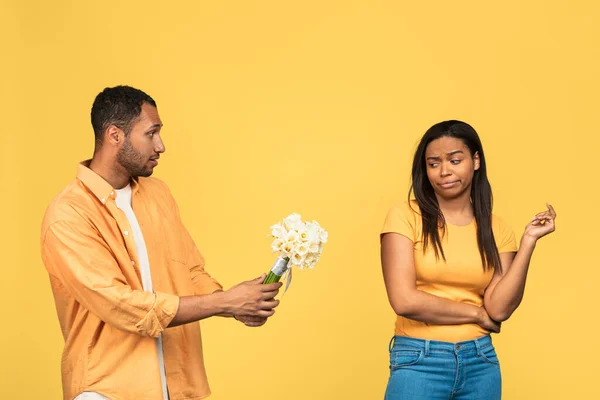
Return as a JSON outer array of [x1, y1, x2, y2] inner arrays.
[[195, 280, 223, 296], [135, 292, 180, 338]]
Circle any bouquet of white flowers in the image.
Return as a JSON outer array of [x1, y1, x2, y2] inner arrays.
[[263, 213, 328, 286]]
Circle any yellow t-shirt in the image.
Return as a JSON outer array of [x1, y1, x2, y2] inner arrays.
[[381, 200, 517, 342]]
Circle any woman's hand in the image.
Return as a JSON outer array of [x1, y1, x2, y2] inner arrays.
[[477, 307, 501, 333], [523, 203, 557, 241]]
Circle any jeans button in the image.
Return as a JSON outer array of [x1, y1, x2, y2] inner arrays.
[[456, 344, 462, 350]]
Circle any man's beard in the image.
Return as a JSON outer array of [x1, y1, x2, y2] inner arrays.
[[117, 137, 153, 178]]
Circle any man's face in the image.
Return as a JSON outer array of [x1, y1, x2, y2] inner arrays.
[[116, 103, 165, 178]]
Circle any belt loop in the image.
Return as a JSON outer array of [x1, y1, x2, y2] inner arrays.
[[474, 337, 482, 356], [424, 340, 430, 357], [388, 336, 396, 353]]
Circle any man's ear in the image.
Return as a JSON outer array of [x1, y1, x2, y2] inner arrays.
[[105, 125, 124, 146]]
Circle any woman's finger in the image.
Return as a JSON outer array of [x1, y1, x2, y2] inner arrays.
[[536, 212, 555, 222], [547, 203, 557, 218], [531, 216, 553, 226]]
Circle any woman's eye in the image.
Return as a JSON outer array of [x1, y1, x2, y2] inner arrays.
[[451, 159, 461, 164], [429, 163, 439, 168]]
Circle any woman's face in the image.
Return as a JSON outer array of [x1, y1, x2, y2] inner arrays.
[[424, 136, 480, 201]]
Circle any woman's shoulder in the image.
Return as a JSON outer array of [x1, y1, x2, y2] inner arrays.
[[491, 212, 515, 234], [382, 199, 422, 236], [491, 212, 518, 251], [387, 199, 421, 219], [491, 212, 509, 225]]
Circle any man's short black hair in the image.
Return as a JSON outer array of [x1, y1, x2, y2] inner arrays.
[[91, 85, 157, 149]]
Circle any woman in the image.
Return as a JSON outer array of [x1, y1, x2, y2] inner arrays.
[[381, 120, 556, 399]]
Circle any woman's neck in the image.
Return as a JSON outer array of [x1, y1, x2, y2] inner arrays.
[[436, 192, 474, 225]]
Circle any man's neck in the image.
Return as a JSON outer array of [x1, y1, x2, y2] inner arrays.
[[89, 152, 131, 189]]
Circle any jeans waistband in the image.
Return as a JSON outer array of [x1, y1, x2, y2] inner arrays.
[[389, 335, 493, 356]]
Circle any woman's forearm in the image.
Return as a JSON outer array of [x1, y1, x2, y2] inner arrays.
[[484, 236, 536, 321], [391, 288, 485, 326]]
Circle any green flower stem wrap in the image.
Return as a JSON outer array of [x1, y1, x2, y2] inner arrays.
[[263, 256, 290, 284]]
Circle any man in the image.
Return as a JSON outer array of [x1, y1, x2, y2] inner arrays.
[[41, 86, 282, 400]]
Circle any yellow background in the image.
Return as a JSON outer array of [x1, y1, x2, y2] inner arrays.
[[1, 1, 598, 399]]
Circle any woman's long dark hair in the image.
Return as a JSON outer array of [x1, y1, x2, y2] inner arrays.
[[409, 120, 501, 272]]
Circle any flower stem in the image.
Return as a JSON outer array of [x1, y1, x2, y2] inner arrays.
[[263, 257, 290, 284], [263, 271, 281, 284]]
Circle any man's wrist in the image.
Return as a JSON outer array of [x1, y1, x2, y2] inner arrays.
[[208, 290, 230, 315]]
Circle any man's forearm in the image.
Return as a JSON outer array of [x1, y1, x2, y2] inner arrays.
[[168, 292, 227, 327]]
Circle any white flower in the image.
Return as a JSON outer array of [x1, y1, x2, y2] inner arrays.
[[298, 227, 309, 242], [304, 222, 320, 242], [270, 223, 287, 239], [284, 230, 299, 243], [291, 252, 305, 267], [271, 238, 284, 253], [281, 242, 294, 256], [296, 243, 309, 256], [319, 228, 328, 243], [283, 213, 303, 231], [309, 254, 321, 269], [304, 254, 316, 267], [269, 213, 327, 274], [307, 242, 319, 253]]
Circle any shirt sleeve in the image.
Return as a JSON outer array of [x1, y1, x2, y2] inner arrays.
[[182, 225, 224, 295], [493, 215, 518, 253], [41, 219, 180, 338], [158, 179, 223, 295], [381, 202, 417, 242]]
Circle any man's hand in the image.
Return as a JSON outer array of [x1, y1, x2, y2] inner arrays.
[[222, 274, 282, 318], [168, 274, 281, 328], [235, 315, 269, 327]]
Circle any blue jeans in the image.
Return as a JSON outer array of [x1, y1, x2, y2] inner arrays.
[[385, 335, 501, 400]]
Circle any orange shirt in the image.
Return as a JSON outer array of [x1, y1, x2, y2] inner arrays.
[[41, 161, 222, 400], [382, 200, 517, 342]]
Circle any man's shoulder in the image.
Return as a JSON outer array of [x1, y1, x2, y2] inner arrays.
[[41, 179, 95, 237], [138, 177, 179, 210], [138, 176, 171, 193]]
